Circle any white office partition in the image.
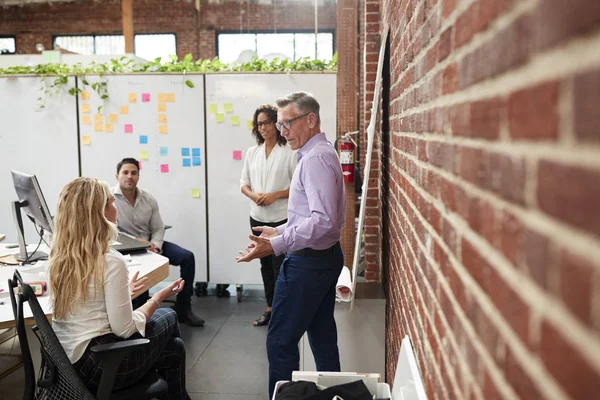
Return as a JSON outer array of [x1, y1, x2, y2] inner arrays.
[[79, 74, 208, 282], [205, 73, 337, 285], [0, 76, 79, 243]]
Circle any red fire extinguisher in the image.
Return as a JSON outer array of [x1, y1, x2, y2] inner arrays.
[[339, 135, 356, 183]]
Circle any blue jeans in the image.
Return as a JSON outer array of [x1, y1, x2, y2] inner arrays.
[[266, 246, 344, 397]]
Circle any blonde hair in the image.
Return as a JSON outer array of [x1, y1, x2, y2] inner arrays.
[[49, 177, 117, 319]]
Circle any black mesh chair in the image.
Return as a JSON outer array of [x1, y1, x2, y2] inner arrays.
[[8, 270, 168, 400]]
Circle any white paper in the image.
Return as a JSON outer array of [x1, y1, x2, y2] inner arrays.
[[336, 266, 353, 302]]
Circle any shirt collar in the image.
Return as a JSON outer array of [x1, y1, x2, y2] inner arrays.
[[113, 185, 141, 198], [298, 132, 327, 160]]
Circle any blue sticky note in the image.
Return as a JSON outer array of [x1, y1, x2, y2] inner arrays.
[[139, 135, 148, 144], [192, 157, 201, 166], [182, 158, 191, 167], [181, 148, 190, 157], [159, 146, 168, 156], [192, 148, 200, 157]]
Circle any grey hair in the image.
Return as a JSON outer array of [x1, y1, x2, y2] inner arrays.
[[276, 91, 321, 124]]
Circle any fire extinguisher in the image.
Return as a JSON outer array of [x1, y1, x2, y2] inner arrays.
[[339, 135, 356, 183]]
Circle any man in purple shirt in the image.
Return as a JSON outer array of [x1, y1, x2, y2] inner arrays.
[[236, 91, 345, 397]]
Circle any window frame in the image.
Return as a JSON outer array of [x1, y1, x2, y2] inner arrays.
[[52, 33, 177, 57], [0, 35, 17, 54]]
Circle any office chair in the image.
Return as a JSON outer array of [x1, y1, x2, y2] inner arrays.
[[8, 270, 168, 400]]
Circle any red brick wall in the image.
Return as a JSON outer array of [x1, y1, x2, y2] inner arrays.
[[379, 0, 600, 398], [0, 0, 336, 59]]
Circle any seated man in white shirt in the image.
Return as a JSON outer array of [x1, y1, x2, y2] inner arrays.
[[113, 157, 205, 327]]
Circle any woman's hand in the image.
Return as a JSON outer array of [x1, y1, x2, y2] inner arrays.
[[153, 278, 185, 303], [256, 192, 278, 206], [130, 271, 149, 298]]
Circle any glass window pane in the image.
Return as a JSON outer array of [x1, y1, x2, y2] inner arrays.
[[218, 34, 256, 64], [54, 36, 94, 55], [256, 33, 294, 61], [294, 33, 317, 60], [0, 38, 16, 53], [134, 34, 177, 63], [317, 33, 334, 61], [95, 35, 125, 55]]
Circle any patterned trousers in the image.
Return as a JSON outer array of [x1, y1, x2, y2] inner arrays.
[[73, 308, 189, 400]]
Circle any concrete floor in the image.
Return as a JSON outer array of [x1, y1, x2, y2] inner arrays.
[[0, 285, 385, 400]]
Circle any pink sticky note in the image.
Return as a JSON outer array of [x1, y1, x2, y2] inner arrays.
[[142, 93, 151, 102], [160, 164, 169, 173], [124, 124, 133, 133], [138, 161, 142, 170], [233, 150, 242, 160]]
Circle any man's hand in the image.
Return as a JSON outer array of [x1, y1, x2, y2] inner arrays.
[[136, 238, 161, 253], [256, 192, 278, 206], [130, 271, 149, 298], [253, 226, 279, 239], [236, 234, 274, 263]]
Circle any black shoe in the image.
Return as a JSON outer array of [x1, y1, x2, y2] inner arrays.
[[173, 306, 205, 327], [216, 284, 231, 298]]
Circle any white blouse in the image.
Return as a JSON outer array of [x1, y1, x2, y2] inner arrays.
[[52, 249, 147, 363], [240, 142, 297, 223]]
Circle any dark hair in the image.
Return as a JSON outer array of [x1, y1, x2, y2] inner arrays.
[[116, 158, 140, 173], [252, 104, 287, 146]]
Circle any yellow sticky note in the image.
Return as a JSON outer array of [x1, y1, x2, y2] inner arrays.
[[166, 93, 175, 103], [208, 104, 218, 114], [82, 115, 91, 125], [81, 91, 90, 100], [108, 113, 118, 123], [216, 113, 225, 123], [191, 188, 201, 198], [158, 93, 167, 103], [158, 114, 167, 123], [82, 136, 91, 145], [224, 103, 233, 113], [94, 123, 103, 132], [128, 93, 137, 103], [246, 120, 254, 130], [120, 106, 129, 115], [81, 104, 90, 113], [94, 113, 102, 122], [231, 116, 240, 126], [158, 103, 167, 112], [159, 125, 168, 134], [139, 150, 149, 160], [105, 124, 114, 133]]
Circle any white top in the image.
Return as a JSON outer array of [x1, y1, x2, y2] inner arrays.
[[240, 142, 297, 223], [52, 249, 147, 363]]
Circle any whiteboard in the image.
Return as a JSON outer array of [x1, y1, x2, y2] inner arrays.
[[79, 74, 208, 282], [205, 73, 337, 284], [0, 76, 79, 244]]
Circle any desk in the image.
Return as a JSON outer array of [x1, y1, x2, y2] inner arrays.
[[0, 243, 169, 329]]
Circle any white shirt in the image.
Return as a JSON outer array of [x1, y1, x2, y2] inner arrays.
[[52, 249, 147, 363], [240, 142, 297, 223]]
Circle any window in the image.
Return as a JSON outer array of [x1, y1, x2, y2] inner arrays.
[[134, 34, 177, 63], [0, 37, 16, 54], [217, 31, 334, 64]]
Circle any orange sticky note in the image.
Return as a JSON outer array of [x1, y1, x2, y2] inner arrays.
[[166, 93, 175, 103], [105, 124, 114, 133], [158, 114, 167, 123], [81, 91, 90, 100], [108, 113, 118, 123], [94, 123, 103, 132], [82, 115, 91, 125], [158, 93, 167, 103], [82, 136, 91, 145], [120, 106, 128, 115], [158, 103, 167, 112], [128, 93, 137, 103], [81, 104, 90, 113], [94, 114, 103, 122], [158, 125, 168, 134]]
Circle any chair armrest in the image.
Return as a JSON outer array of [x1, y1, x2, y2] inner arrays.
[[164, 225, 172, 230], [91, 338, 150, 400]]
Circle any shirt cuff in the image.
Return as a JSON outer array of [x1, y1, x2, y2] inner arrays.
[[132, 310, 147, 336], [270, 235, 286, 256]]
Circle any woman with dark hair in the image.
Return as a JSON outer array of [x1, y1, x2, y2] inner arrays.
[[240, 104, 296, 326]]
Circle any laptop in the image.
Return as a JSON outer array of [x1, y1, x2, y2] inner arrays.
[[112, 232, 151, 255]]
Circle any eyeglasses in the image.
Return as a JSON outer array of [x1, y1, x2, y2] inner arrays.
[[276, 113, 310, 131], [257, 120, 273, 128]]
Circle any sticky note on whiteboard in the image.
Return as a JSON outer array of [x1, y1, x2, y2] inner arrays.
[[81, 91, 90, 100], [82, 115, 91, 125], [159, 146, 168, 156], [158, 114, 167, 123], [120, 106, 129, 115], [104, 124, 114, 133], [82, 136, 91, 145], [182, 158, 191, 167], [128, 93, 137, 103], [139, 135, 148, 144], [108, 113, 118, 123], [142, 93, 151, 102], [233, 150, 242, 160], [160, 164, 169, 173], [216, 113, 225, 123], [208, 104, 218, 114], [81, 104, 90, 113], [94, 123, 103, 132], [230, 116, 240, 126], [191, 188, 200, 198], [224, 103, 233, 113], [139, 150, 149, 160], [158, 125, 168, 134], [124, 124, 133, 133], [158, 103, 167, 112], [247, 120, 254, 130]]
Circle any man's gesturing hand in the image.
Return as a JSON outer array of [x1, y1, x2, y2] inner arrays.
[[236, 234, 274, 263]]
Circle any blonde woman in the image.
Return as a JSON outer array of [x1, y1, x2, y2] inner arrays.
[[49, 177, 191, 399]]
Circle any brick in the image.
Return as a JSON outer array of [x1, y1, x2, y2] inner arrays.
[[540, 320, 600, 399], [449, 102, 470, 137], [427, 141, 456, 173], [504, 348, 542, 400], [574, 69, 600, 143], [468, 198, 496, 246], [442, 62, 458, 94], [523, 229, 552, 290], [455, 3, 478, 48], [559, 250, 593, 326], [537, 160, 600, 237], [471, 303, 500, 367], [469, 97, 503, 140], [442, 0, 457, 18], [487, 152, 526, 206], [488, 267, 530, 345], [438, 27, 453, 62], [458, 146, 486, 187], [508, 81, 559, 140], [461, 239, 489, 290], [499, 210, 524, 266]]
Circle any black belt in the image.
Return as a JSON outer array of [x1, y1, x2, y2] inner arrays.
[[287, 242, 340, 257]]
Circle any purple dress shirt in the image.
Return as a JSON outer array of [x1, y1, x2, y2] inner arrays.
[[270, 132, 345, 256]]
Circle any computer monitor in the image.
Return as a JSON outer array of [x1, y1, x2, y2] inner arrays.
[[11, 170, 54, 262]]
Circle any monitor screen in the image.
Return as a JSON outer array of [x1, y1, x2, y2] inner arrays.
[[11, 170, 54, 233]]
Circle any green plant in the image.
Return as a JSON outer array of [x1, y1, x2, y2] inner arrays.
[[0, 53, 337, 107]]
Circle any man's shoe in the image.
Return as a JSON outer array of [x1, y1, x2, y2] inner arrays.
[[173, 306, 205, 327], [216, 284, 231, 298]]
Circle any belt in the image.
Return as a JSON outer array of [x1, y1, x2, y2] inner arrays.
[[287, 242, 340, 257]]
